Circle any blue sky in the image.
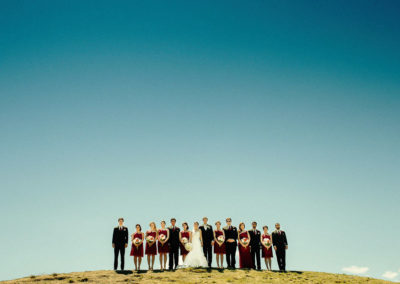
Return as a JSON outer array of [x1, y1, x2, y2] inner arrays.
[[1, 0, 399, 281]]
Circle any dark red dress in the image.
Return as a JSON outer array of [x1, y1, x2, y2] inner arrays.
[[157, 229, 169, 253], [180, 231, 190, 256], [261, 234, 273, 258], [214, 230, 226, 254], [130, 232, 144, 257], [238, 231, 253, 269], [145, 231, 157, 255]]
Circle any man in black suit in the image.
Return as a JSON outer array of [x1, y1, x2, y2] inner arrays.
[[249, 221, 261, 270], [223, 217, 238, 269], [112, 217, 128, 270], [199, 217, 214, 268], [272, 223, 288, 271], [168, 218, 180, 270]]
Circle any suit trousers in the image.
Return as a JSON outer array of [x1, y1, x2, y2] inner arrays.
[[225, 242, 237, 268], [275, 246, 286, 271], [203, 244, 212, 267], [114, 245, 125, 270], [250, 246, 261, 270], [169, 247, 179, 269]]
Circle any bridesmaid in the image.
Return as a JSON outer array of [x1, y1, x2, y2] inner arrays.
[[213, 221, 226, 269], [145, 222, 158, 270], [261, 225, 273, 271], [238, 222, 253, 269], [130, 224, 144, 271], [179, 222, 192, 262], [158, 220, 170, 271]]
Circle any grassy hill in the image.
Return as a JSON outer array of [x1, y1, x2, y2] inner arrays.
[[1, 269, 394, 283]]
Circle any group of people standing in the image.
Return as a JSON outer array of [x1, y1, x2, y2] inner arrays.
[[112, 217, 288, 272]]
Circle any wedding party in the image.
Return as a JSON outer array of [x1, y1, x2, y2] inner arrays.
[[112, 217, 288, 272]]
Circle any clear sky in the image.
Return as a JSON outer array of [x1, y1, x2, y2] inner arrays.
[[1, 0, 399, 281]]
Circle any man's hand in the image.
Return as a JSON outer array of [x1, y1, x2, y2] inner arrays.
[[227, 239, 235, 243], [285, 245, 288, 250], [125, 244, 128, 248], [112, 243, 115, 248], [211, 241, 215, 246], [274, 246, 277, 251]]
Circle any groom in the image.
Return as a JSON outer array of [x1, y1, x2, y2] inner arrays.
[[223, 217, 237, 269], [112, 217, 128, 271], [199, 217, 214, 268], [168, 218, 180, 270], [272, 223, 288, 271]]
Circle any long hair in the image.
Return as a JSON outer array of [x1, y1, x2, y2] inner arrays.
[[150, 221, 157, 231], [238, 222, 245, 232], [182, 222, 189, 230]]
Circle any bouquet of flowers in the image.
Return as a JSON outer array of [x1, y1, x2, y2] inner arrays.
[[184, 242, 193, 251], [133, 238, 141, 245], [181, 237, 189, 244], [263, 238, 271, 248], [217, 235, 225, 245], [159, 234, 166, 242], [146, 235, 155, 244], [241, 237, 249, 246]]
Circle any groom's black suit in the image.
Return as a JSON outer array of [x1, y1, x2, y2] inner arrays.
[[248, 229, 261, 270], [272, 230, 288, 271], [223, 225, 238, 268], [199, 224, 213, 267], [168, 226, 180, 270], [112, 226, 128, 270]]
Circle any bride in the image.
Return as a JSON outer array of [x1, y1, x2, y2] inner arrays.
[[180, 222, 208, 268]]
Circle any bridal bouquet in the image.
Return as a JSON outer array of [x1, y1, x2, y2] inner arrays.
[[159, 234, 166, 242], [184, 242, 193, 251], [263, 238, 271, 248], [146, 235, 155, 243], [217, 235, 225, 244], [181, 237, 189, 244], [241, 237, 249, 245], [133, 238, 141, 245]]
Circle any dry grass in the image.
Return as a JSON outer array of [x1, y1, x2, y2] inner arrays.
[[1, 269, 394, 284]]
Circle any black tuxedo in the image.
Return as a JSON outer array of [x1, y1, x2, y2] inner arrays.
[[168, 226, 180, 269], [199, 224, 213, 267], [112, 226, 128, 270], [248, 229, 261, 270], [272, 230, 288, 271], [223, 225, 238, 268]]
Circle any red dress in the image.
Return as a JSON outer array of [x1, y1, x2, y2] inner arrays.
[[180, 231, 190, 256], [238, 231, 253, 269], [157, 229, 169, 253], [261, 234, 273, 258], [214, 230, 226, 254], [130, 232, 144, 257], [145, 231, 157, 255]]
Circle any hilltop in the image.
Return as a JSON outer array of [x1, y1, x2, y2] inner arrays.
[[1, 269, 394, 283]]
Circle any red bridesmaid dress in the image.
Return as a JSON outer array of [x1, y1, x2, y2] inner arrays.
[[157, 229, 169, 253], [261, 234, 273, 258], [145, 231, 157, 255], [214, 230, 226, 254], [180, 231, 190, 256], [130, 232, 144, 257], [238, 231, 253, 269]]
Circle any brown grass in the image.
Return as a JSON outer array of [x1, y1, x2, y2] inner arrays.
[[1, 269, 394, 284]]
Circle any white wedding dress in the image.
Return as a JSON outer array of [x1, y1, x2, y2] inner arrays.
[[180, 229, 208, 268]]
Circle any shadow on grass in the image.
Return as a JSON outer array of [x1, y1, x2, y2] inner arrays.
[[115, 269, 303, 274]]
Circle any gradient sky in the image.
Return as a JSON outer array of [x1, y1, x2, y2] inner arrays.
[[1, 0, 399, 281]]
